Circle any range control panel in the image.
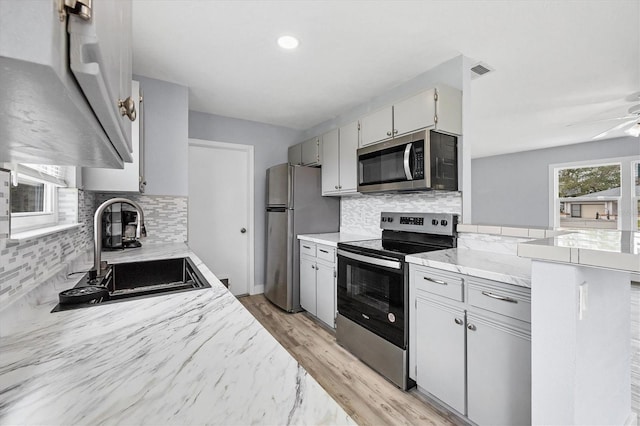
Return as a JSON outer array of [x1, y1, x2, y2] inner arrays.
[[380, 212, 458, 236]]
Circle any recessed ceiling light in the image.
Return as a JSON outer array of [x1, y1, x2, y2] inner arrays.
[[277, 35, 299, 50]]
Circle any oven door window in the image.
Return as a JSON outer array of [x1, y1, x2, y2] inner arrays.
[[337, 255, 405, 348]]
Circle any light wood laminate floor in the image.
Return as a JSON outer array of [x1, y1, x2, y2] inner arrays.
[[239, 294, 463, 426]]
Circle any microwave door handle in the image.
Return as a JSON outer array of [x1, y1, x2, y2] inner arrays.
[[403, 143, 413, 180]]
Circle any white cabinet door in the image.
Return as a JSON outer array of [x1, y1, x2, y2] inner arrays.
[[300, 256, 317, 315], [83, 80, 143, 192], [68, 0, 134, 160], [315, 261, 335, 328], [360, 106, 392, 146], [301, 137, 321, 166], [415, 297, 466, 414], [321, 129, 340, 195], [466, 312, 532, 426], [338, 121, 359, 193], [393, 89, 436, 137]]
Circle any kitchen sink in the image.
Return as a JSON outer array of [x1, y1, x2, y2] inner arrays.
[[52, 257, 211, 312]]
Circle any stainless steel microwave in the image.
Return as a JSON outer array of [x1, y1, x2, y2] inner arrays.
[[357, 130, 458, 193]]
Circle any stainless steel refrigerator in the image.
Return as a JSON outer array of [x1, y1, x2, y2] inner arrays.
[[265, 163, 340, 312]]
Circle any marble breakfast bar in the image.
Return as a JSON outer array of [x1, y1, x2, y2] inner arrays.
[[0, 244, 354, 425], [518, 230, 640, 426]]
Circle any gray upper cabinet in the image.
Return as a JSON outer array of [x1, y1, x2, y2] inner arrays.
[[360, 85, 462, 147], [288, 144, 302, 166], [322, 122, 358, 196], [0, 0, 133, 168], [288, 137, 321, 167], [301, 137, 321, 166]]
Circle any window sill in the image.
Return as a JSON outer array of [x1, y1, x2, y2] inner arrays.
[[9, 223, 82, 242]]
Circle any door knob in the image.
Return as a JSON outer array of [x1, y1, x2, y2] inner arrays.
[[240, 228, 246, 233]]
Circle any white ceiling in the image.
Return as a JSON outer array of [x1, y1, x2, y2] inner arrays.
[[132, 0, 640, 158]]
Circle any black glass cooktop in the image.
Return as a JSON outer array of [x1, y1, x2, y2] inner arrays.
[[338, 238, 452, 260]]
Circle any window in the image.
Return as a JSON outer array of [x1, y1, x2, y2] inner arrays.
[[634, 161, 640, 230], [10, 164, 69, 233], [551, 156, 640, 231]]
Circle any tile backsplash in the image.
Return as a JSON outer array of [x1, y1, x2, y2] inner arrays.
[[0, 189, 94, 307], [93, 193, 188, 245], [340, 191, 462, 236], [1, 191, 187, 308]]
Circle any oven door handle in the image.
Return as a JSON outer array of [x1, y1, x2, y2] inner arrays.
[[403, 143, 413, 180], [337, 249, 402, 270]]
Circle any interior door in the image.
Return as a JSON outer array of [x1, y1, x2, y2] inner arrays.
[[188, 140, 253, 296]]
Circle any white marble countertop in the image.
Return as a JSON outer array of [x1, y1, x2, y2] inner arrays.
[[297, 232, 376, 247], [518, 229, 640, 273], [0, 243, 353, 425], [406, 248, 532, 288]]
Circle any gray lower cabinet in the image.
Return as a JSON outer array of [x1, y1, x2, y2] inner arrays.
[[299, 241, 336, 328], [466, 311, 531, 426], [410, 264, 532, 425], [300, 255, 317, 315], [415, 297, 466, 413]]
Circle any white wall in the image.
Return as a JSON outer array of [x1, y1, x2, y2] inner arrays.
[[188, 111, 302, 289]]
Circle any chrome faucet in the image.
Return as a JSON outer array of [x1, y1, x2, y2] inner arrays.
[[93, 198, 146, 277]]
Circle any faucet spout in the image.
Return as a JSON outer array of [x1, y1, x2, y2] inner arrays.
[[93, 198, 146, 276]]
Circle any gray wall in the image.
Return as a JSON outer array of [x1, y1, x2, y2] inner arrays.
[[135, 75, 189, 196], [188, 111, 302, 289], [471, 136, 640, 227]]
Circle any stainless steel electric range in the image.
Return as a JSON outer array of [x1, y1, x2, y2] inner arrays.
[[336, 212, 458, 390]]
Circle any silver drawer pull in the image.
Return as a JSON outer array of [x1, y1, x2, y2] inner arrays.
[[454, 318, 463, 325], [319, 249, 329, 254], [424, 276, 447, 285], [302, 245, 311, 249], [481, 291, 518, 304]]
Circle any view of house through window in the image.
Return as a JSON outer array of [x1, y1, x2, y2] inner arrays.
[[558, 164, 621, 229]]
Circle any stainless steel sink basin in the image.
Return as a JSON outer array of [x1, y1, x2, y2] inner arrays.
[[52, 257, 211, 312]]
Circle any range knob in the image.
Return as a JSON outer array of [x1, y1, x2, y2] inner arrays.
[[431, 219, 438, 226], [388, 217, 393, 223], [382, 217, 387, 222], [441, 219, 448, 226]]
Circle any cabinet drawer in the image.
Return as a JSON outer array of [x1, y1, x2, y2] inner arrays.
[[300, 242, 316, 257], [467, 279, 531, 323], [316, 244, 335, 263], [413, 267, 464, 302]]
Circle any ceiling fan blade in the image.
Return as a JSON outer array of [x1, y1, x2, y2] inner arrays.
[[592, 118, 637, 139], [566, 115, 635, 127]]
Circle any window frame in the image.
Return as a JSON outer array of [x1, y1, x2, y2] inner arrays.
[[9, 165, 73, 234], [549, 156, 640, 231]]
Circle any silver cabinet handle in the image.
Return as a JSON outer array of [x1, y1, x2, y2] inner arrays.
[[240, 228, 246, 233], [454, 318, 463, 325], [386, 131, 392, 136], [424, 276, 447, 285], [481, 291, 518, 304], [335, 185, 338, 189], [319, 249, 329, 254], [393, 129, 398, 134], [118, 96, 137, 121], [311, 265, 316, 269], [303, 245, 311, 249], [467, 324, 476, 331]]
